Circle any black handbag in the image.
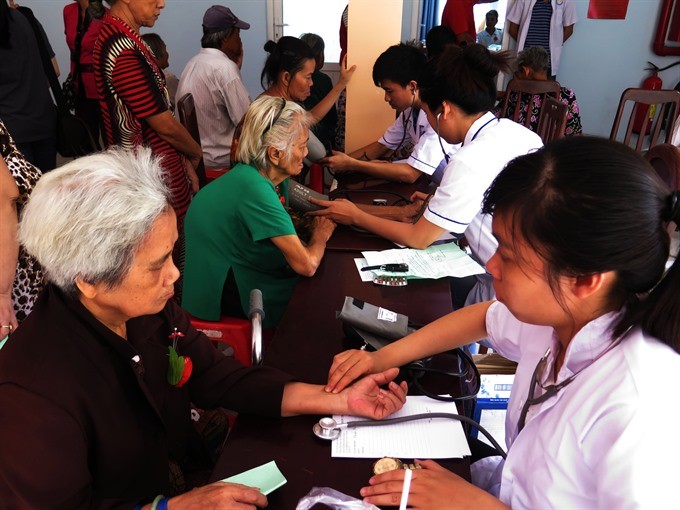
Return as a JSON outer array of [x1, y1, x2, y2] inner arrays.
[[20, 7, 99, 157], [62, 11, 92, 112]]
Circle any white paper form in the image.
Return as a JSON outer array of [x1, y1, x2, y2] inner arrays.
[[361, 243, 485, 280], [331, 396, 471, 459]]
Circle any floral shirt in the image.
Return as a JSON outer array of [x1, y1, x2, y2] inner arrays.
[[497, 86, 583, 136]]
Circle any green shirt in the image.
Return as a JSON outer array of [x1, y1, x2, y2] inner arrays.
[[182, 163, 297, 328]]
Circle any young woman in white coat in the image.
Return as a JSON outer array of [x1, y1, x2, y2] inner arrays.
[[325, 137, 680, 509]]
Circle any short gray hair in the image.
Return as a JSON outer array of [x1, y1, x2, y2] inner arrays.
[[19, 148, 172, 296], [201, 26, 234, 49], [516, 46, 549, 73], [237, 95, 311, 171]]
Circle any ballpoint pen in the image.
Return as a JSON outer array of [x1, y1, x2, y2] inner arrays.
[[361, 263, 409, 272]]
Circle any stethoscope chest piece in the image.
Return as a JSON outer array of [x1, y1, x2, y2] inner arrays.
[[313, 417, 341, 440]]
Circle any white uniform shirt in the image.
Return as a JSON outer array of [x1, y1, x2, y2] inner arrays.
[[473, 301, 680, 508], [424, 112, 542, 266], [176, 48, 251, 170], [506, 0, 578, 76], [379, 107, 457, 176]]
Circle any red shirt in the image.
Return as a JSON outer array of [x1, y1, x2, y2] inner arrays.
[[441, 0, 478, 40], [93, 15, 191, 223], [63, 2, 106, 99]]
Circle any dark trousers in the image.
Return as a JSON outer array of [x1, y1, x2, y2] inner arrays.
[[75, 97, 102, 146], [16, 135, 56, 172]]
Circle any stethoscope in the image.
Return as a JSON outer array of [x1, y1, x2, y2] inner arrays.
[[313, 412, 507, 459]]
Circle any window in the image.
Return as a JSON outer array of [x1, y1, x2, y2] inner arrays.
[[270, 0, 348, 63]]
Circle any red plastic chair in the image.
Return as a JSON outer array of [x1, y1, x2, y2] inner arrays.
[[189, 315, 253, 366]]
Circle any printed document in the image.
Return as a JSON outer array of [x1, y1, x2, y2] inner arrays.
[[331, 396, 471, 459], [361, 243, 485, 280]]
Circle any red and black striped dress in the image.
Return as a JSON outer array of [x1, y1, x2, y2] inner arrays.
[[93, 15, 190, 281]]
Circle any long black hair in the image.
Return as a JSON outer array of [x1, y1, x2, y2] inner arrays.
[[260, 36, 315, 89], [483, 137, 680, 351], [419, 43, 512, 115]]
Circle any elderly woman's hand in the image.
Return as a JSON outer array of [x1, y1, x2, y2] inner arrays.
[[167, 481, 268, 509], [310, 216, 336, 243], [338, 55, 357, 88], [341, 367, 408, 420]]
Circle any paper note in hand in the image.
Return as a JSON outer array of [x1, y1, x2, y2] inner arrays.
[[222, 460, 287, 495], [288, 180, 329, 212]]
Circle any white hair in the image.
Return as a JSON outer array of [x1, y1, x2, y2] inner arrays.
[[19, 147, 172, 296], [237, 95, 311, 171]]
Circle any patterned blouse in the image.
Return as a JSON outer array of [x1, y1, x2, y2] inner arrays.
[[93, 15, 191, 223], [499, 86, 583, 136], [0, 119, 44, 323]]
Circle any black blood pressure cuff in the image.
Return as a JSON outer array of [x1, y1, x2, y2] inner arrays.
[[336, 297, 414, 350]]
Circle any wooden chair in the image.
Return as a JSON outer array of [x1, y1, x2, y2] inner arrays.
[[536, 97, 568, 144], [610, 88, 680, 152], [498, 78, 561, 131], [176, 93, 208, 188]]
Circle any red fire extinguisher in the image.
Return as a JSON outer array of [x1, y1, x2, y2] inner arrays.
[[632, 62, 662, 135]]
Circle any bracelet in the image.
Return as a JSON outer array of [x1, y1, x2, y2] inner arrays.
[[157, 498, 169, 510], [150, 495, 164, 510]]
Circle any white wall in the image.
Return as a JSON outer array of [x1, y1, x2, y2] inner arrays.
[[556, 0, 680, 137], [25, 0, 680, 138]]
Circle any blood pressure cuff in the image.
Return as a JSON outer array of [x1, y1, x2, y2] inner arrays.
[[336, 297, 414, 350]]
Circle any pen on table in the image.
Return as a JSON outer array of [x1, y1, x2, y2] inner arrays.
[[361, 263, 409, 272], [399, 467, 412, 510]]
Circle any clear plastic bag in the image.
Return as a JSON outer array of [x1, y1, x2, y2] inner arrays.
[[296, 487, 379, 510]]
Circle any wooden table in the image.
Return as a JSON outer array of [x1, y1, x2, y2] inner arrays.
[[211, 248, 469, 507]]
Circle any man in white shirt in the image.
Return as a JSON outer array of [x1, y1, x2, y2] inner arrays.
[[176, 6, 251, 172], [476, 10, 503, 48]]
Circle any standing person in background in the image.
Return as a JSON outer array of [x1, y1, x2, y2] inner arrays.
[[441, 0, 494, 47], [0, 119, 43, 333], [176, 5, 251, 173], [300, 32, 338, 150], [476, 10, 502, 48], [142, 33, 179, 111], [63, 0, 106, 143], [90, 0, 202, 295], [507, 0, 577, 78], [0, 0, 57, 171]]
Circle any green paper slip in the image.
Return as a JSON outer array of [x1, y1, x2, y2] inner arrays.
[[221, 460, 287, 495]]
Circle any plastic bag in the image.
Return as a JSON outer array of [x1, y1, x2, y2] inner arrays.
[[296, 487, 379, 510]]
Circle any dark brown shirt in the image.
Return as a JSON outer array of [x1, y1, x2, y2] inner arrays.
[[0, 285, 292, 508]]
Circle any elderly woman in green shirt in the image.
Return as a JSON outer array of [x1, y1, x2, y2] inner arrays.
[[182, 96, 335, 327]]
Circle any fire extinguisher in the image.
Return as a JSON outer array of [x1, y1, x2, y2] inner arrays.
[[632, 62, 662, 135]]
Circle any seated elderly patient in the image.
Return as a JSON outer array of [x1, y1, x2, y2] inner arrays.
[[183, 96, 336, 328], [0, 148, 406, 508], [498, 45, 582, 136]]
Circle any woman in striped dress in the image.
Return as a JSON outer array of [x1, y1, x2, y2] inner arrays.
[[90, 0, 201, 293]]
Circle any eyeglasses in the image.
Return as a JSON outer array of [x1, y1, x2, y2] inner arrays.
[[517, 331, 628, 433], [263, 97, 286, 135]]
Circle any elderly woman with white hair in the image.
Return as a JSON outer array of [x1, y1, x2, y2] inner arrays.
[[0, 148, 407, 508], [182, 95, 336, 328]]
